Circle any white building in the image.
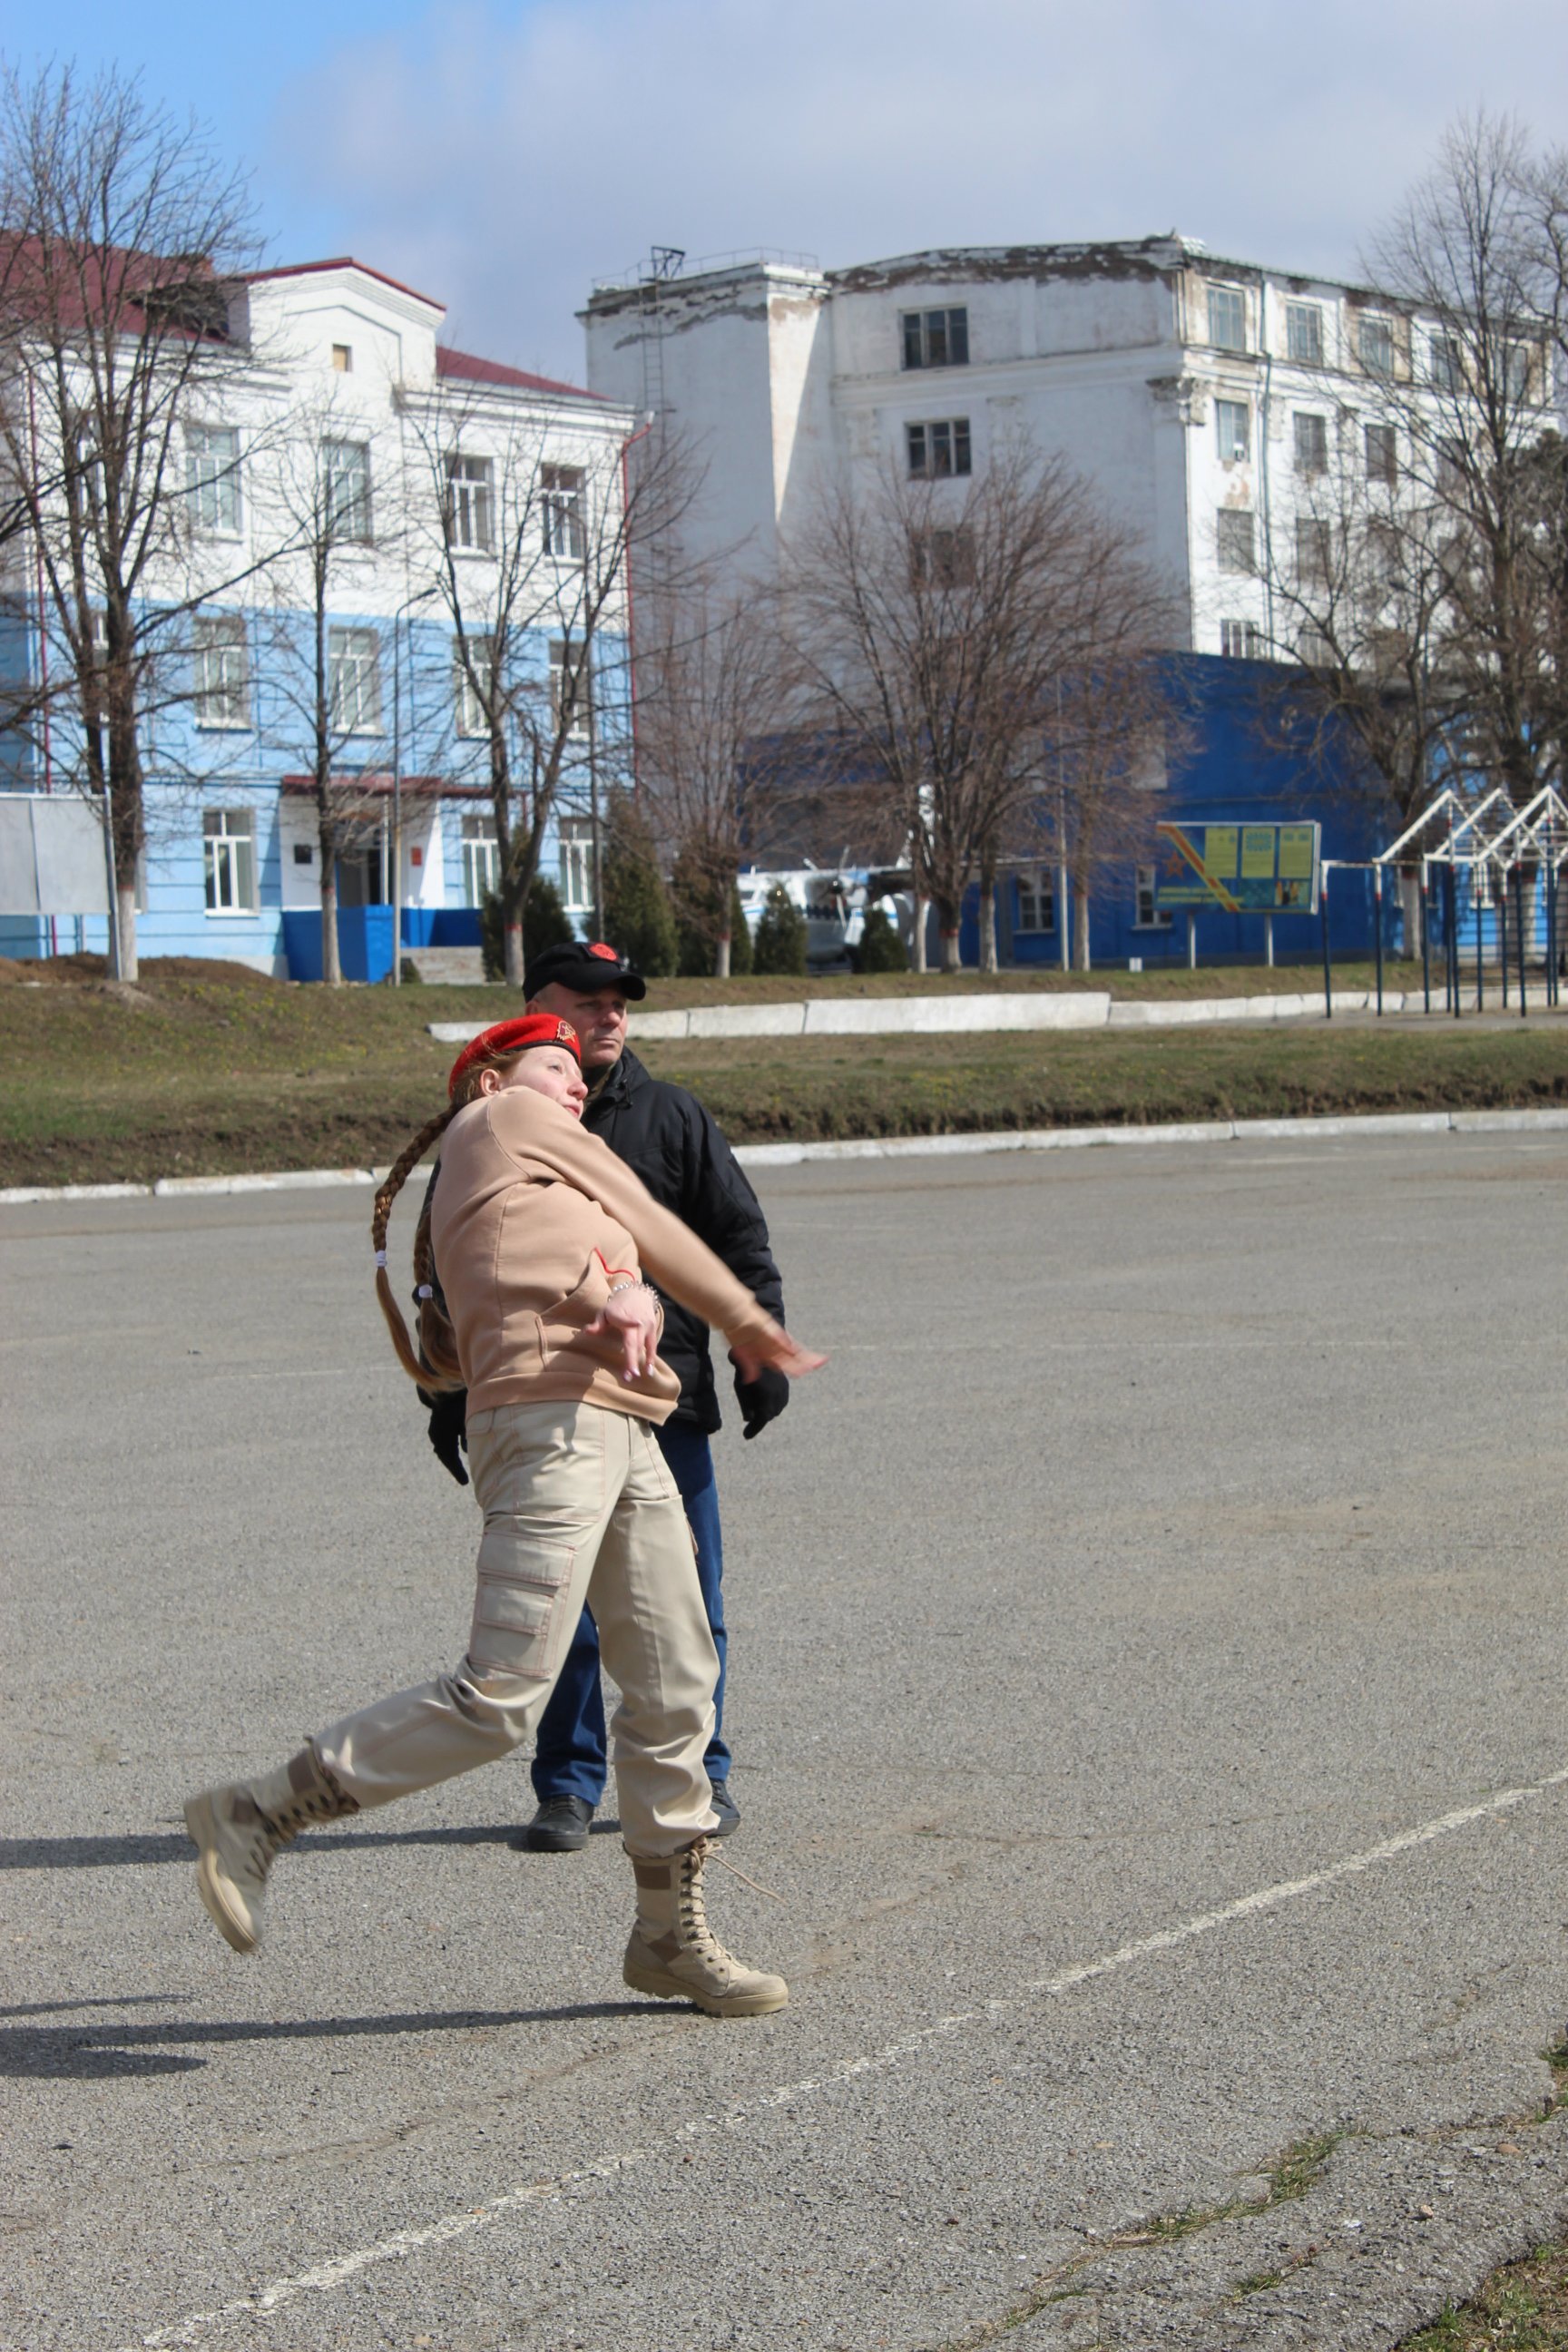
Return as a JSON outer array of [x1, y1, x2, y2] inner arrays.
[[581, 235, 1543, 661], [4, 253, 637, 975]]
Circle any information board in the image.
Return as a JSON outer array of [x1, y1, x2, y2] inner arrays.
[[0, 792, 111, 916], [1154, 821, 1320, 915]]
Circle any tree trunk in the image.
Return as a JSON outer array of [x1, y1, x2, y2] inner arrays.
[[911, 895, 927, 973], [505, 920, 525, 988], [320, 872, 341, 988], [1073, 883, 1092, 972], [1396, 867, 1421, 962], [977, 859, 998, 975], [715, 929, 732, 980], [114, 885, 138, 984], [936, 899, 963, 973]]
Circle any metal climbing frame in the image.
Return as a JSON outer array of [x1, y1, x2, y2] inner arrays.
[[1375, 786, 1568, 1019]]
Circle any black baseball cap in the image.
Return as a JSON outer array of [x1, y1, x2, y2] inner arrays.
[[523, 938, 647, 1002]]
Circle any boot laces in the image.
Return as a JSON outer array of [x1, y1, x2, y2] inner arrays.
[[676, 1839, 727, 1962]]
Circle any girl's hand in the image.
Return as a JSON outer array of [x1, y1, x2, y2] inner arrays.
[[582, 1286, 662, 1383], [730, 1323, 828, 1382]]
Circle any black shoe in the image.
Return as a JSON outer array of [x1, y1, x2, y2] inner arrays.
[[708, 1778, 740, 1839], [514, 1794, 595, 1852]]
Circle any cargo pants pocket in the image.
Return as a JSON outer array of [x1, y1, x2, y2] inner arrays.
[[469, 1534, 576, 1681]]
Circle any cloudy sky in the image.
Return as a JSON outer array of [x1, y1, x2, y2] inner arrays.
[[15, 0, 1568, 382]]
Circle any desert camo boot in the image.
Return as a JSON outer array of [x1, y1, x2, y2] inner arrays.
[[622, 1837, 787, 2018], [184, 1748, 356, 1955]]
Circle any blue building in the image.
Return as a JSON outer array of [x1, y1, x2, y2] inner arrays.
[[1, 256, 636, 979]]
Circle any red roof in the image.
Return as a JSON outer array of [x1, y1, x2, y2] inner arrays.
[[244, 256, 445, 311], [437, 345, 603, 401]]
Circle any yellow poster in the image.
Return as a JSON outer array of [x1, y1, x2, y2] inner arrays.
[[1205, 826, 1239, 878], [1241, 827, 1277, 879], [1279, 825, 1315, 878]]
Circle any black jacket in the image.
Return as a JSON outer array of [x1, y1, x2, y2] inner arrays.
[[581, 1048, 784, 1431], [421, 1047, 783, 1437]]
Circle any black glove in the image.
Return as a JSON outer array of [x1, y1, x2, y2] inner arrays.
[[732, 1361, 789, 1440], [422, 1386, 470, 1487]]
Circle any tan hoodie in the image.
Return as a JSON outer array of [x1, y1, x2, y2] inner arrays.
[[429, 1084, 779, 1424]]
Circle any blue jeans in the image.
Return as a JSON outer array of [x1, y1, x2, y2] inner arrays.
[[529, 1420, 728, 1806]]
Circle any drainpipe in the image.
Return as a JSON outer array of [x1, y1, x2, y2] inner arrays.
[[1258, 299, 1276, 649], [26, 376, 57, 955]]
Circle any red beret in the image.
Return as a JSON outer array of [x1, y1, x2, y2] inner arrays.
[[447, 1014, 580, 1099]]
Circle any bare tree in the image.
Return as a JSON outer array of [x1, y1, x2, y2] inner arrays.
[[633, 584, 794, 977], [1364, 111, 1568, 808], [0, 63, 260, 977], [404, 386, 692, 985], [251, 387, 407, 985], [779, 437, 1176, 972]]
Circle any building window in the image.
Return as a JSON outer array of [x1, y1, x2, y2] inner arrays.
[[203, 808, 257, 914], [455, 633, 495, 737], [901, 307, 968, 370], [1216, 508, 1255, 574], [1357, 315, 1396, 377], [1296, 516, 1333, 585], [322, 438, 372, 543], [549, 638, 591, 736], [557, 816, 594, 914], [328, 626, 382, 733], [1365, 520, 1403, 591], [192, 612, 250, 728], [1293, 412, 1328, 475], [1215, 399, 1250, 462], [185, 425, 241, 534], [1286, 302, 1324, 366], [1364, 422, 1397, 485], [1207, 285, 1248, 353], [332, 343, 353, 373], [1220, 618, 1261, 659], [1014, 869, 1054, 933], [1429, 333, 1464, 392], [906, 418, 972, 478], [1134, 865, 1171, 928], [460, 814, 499, 905], [542, 464, 586, 558], [1504, 341, 1536, 401], [911, 524, 977, 588], [445, 452, 493, 552]]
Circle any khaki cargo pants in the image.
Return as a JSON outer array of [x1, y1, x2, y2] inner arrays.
[[312, 1400, 720, 1857]]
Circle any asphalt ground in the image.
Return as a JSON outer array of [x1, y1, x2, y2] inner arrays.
[[5, 1132, 1568, 2352]]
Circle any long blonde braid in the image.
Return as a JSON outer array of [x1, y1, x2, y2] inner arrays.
[[372, 1105, 462, 1388]]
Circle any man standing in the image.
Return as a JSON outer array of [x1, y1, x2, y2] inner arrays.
[[426, 938, 789, 1849]]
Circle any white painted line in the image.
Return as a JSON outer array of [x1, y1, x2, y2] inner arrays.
[[119, 1761, 1568, 2352]]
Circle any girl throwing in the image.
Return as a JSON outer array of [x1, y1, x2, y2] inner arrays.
[[184, 1014, 824, 2018]]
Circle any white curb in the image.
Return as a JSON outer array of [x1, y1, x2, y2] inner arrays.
[[732, 1106, 1568, 1169], [4, 1109, 1565, 1209], [150, 1168, 378, 1198]]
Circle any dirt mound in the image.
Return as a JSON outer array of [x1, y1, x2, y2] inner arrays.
[[0, 952, 109, 985], [0, 953, 286, 990]]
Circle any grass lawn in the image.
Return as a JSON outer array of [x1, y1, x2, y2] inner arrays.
[[2, 954, 1564, 1187]]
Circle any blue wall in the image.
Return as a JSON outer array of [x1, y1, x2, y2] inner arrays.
[[1, 596, 626, 979], [963, 654, 1404, 969]]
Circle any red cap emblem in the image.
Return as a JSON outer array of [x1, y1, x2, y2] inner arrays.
[[587, 941, 619, 961]]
